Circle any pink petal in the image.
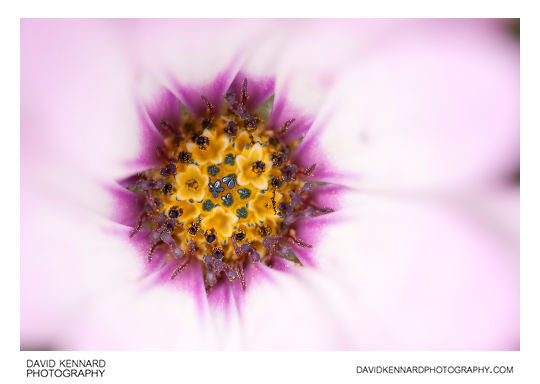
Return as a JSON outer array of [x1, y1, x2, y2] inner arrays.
[[295, 20, 519, 190], [21, 19, 145, 180], [122, 20, 278, 117], [297, 189, 519, 350]]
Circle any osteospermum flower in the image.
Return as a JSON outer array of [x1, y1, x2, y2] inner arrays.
[[21, 19, 519, 350]]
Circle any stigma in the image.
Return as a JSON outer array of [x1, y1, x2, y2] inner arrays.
[[128, 79, 333, 293]]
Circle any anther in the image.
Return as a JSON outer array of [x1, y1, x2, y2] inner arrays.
[[195, 135, 210, 150], [162, 183, 173, 194], [147, 241, 161, 263], [240, 243, 260, 262], [164, 218, 176, 232], [130, 212, 147, 238], [166, 163, 177, 175], [236, 264, 246, 290], [203, 253, 213, 266], [170, 258, 190, 280], [212, 247, 224, 259], [301, 182, 313, 193], [178, 151, 192, 163], [213, 259, 227, 273], [278, 202, 293, 215], [279, 118, 296, 135], [282, 164, 298, 182], [187, 222, 199, 236], [201, 96, 215, 119], [240, 78, 248, 106], [271, 177, 282, 188], [252, 160, 266, 175], [245, 115, 258, 130], [302, 163, 316, 176], [272, 152, 287, 168], [287, 232, 312, 248], [160, 231, 184, 258], [225, 267, 238, 281], [308, 203, 335, 214], [225, 120, 238, 137], [258, 225, 271, 238], [205, 231, 217, 244], [205, 270, 217, 288], [134, 180, 152, 191], [145, 190, 158, 211], [234, 231, 245, 242], [168, 206, 182, 218], [153, 179, 165, 189]]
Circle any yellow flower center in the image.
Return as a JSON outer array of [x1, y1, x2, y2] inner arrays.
[[128, 82, 329, 292], [142, 110, 302, 248]]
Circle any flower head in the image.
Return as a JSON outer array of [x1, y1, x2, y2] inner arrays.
[[21, 19, 519, 350], [126, 78, 332, 292]]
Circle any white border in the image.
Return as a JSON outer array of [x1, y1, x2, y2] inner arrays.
[[3, 1, 537, 383]]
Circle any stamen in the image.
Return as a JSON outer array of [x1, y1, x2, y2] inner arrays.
[[282, 164, 298, 182], [245, 115, 258, 131], [145, 190, 158, 211], [153, 178, 166, 189], [178, 151, 192, 163], [287, 231, 312, 248], [236, 263, 246, 290], [195, 135, 210, 150], [279, 118, 296, 135], [240, 78, 248, 106], [271, 177, 283, 188], [252, 160, 266, 175], [272, 152, 287, 168], [130, 212, 147, 238], [205, 230, 217, 244], [201, 96, 215, 120], [162, 183, 173, 194], [168, 206, 182, 218], [302, 163, 316, 177], [212, 247, 224, 259], [225, 121, 238, 136], [148, 241, 161, 263], [234, 231, 245, 242], [170, 258, 190, 280]]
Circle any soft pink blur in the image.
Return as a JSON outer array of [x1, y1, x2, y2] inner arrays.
[[21, 19, 519, 350]]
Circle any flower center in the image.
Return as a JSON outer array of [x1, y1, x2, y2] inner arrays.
[[128, 79, 332, 292]]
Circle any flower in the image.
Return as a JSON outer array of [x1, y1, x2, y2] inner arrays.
[[175, 165, 208, 202], [21, 19, 519, 350]]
